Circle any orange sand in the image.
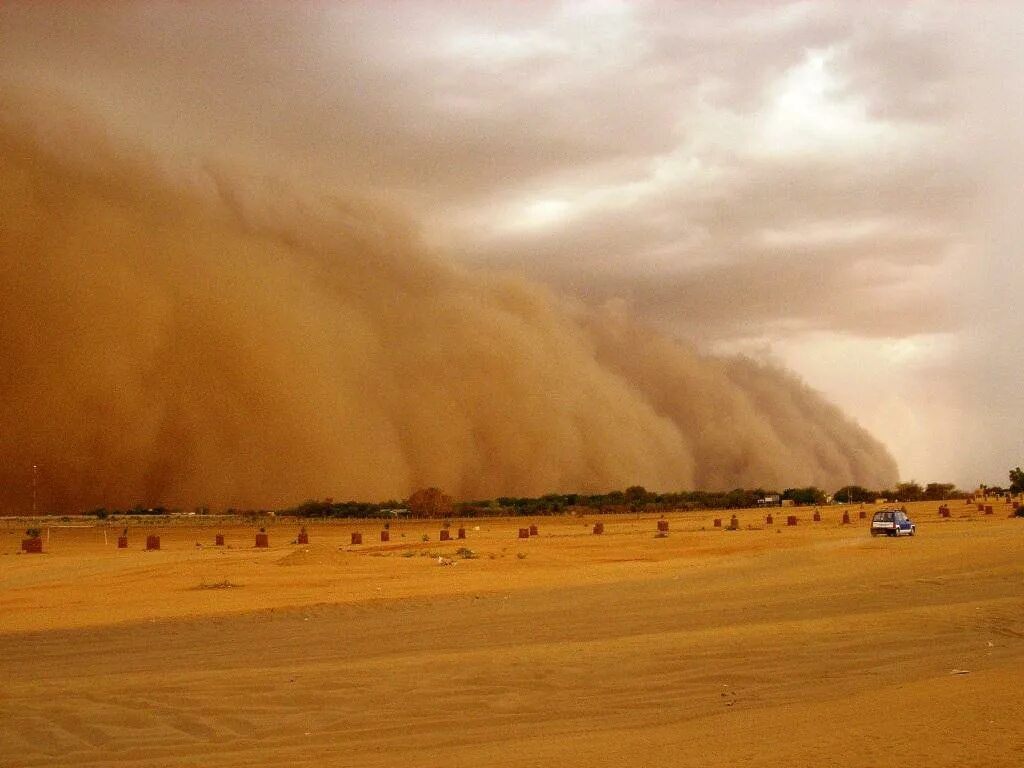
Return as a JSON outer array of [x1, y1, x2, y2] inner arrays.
[[2, 502, 1021, 766]]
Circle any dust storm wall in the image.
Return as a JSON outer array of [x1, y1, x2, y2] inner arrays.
[[0, 96, 898, 512]]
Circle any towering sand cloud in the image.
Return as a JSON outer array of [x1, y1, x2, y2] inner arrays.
[[0, 93, 897, 512]]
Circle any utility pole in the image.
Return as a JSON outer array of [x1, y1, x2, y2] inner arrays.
[[32, 464, 39, 515]]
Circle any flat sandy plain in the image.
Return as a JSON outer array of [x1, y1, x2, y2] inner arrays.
[[1, 501, 1022, 767]]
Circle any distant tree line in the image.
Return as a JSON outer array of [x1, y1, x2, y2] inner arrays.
[[74, 468, 1024, 519], [279, 481, 961, 519], [291, 499, 398, 519], [87, 505, 171, 519], [833, 482, 968, 504]]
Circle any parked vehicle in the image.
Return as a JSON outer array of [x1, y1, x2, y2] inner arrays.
[[870, 508, 916, 537]]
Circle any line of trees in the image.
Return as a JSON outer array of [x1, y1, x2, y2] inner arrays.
[[833, 482, 967, 504], [280, 480, 975, 519], [70, 465, 1023, 519]]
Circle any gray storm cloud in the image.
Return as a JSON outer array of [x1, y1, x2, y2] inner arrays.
[[0, 90, 898, 512]]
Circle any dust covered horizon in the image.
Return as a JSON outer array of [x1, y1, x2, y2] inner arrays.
[[0, 92, 898, 512]]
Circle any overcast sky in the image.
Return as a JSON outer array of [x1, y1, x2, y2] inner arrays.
[[2, 1, 1021, 488]]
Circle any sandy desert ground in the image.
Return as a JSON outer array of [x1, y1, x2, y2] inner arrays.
[[1, 501, 1022, 767]]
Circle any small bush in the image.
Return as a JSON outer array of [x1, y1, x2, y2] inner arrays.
[[25, 527, 41, 539]]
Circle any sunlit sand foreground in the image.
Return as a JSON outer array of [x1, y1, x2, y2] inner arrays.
[[2, 502, 1022, 767]]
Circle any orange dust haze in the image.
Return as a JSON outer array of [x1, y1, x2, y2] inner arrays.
[[0, 91, 898, 512]]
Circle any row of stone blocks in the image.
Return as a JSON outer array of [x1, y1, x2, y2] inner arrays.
[[101, 529, 474, 548], [24, 535, 171, 553], [350, 528, 467, 545], [526, 515, 861, 535], [118, 529, 424, 549], [517, 525, 540, 539], [104, 535, 164, 551], [112, 531, 303, 550], [712, 511, 863, 528]]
